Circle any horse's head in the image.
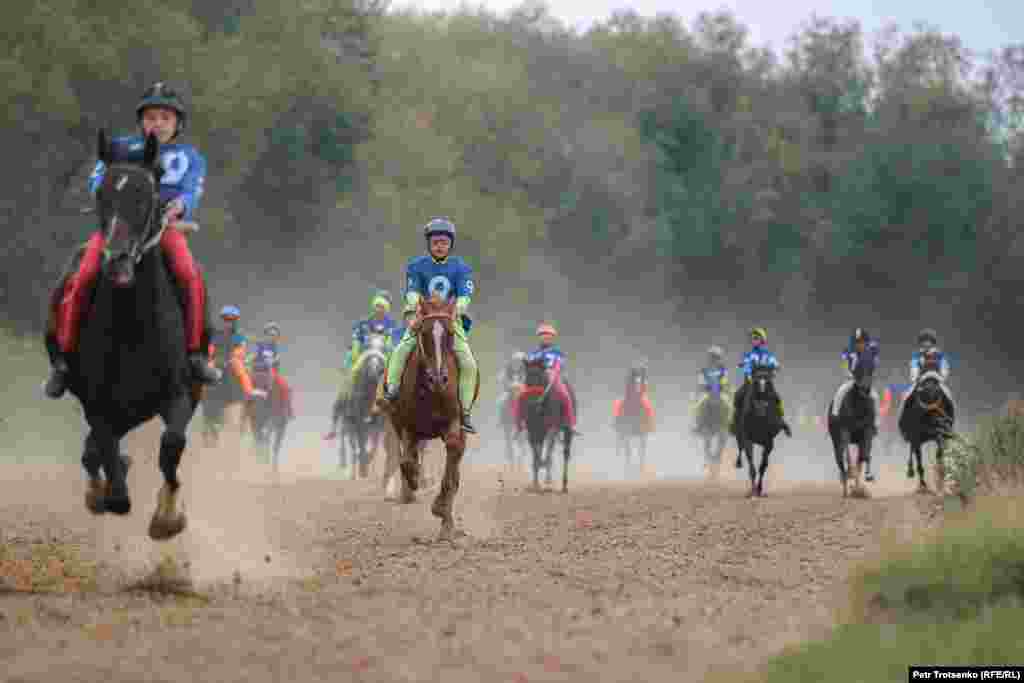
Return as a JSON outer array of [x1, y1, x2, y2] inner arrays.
[[916, 375, 944, 410], [414, 295, 456, 390], [751, 368, 774, 395], [361, 333, 389, 380], [851, 353, 876, 397], [523, 358, 547, 388], [94, 130, 164, 288]]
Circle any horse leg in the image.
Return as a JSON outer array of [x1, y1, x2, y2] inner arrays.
[[529, 435, 542, 491], [82, 431, 108, 514], [149, 393, 194, 540], [906, 444, 915, 479], [561, 430, 573, 494], [744, 441, 757, 497], [432, 432, 466, 542], [859, 435, 874, 494], [914, 445, 928, 493], [639, 434, 647, 472], [544, 434, 555, 484], [757, 442, 773, 497], [834, 431, 849, 498], [398, 434, 420, 503], [272, 418, 287, 470]]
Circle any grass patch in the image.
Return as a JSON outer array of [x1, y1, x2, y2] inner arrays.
[[754, 496, 1024, 682], [0, 540, 98, 594]]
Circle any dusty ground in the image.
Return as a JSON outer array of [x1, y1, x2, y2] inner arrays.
[[0, 423, 940, 683]]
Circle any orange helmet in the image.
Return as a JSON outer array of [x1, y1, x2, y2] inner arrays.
[[536, 322, 558, 337]]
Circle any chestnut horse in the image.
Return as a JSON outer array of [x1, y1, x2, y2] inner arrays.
[[378, 295, 478, 541]]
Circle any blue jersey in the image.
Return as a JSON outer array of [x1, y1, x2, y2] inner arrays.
[[738, 346, 780, 380], [352, 316, 398, 349], [250, 341, 280, 373], [526, 344, 565, 371], [910, 348, 951, 382], [404, 255, 474, 308], [392, 324, 408, 347], [699, 366, 729, 396], [88, 135, 207, 219], [842, 339, 880, 375]]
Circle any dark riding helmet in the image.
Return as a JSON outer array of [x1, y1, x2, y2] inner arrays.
[[917, 328, 938, 347], [136, 82, 187, 137], [852, 328, 871, 343], [423, 217, 456, 249]]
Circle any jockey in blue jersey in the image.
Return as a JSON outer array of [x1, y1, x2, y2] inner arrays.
[[732, 327, 791, 436], [381, 217, 479, 433], [45, 81, 219, 398], [692, 345, 731, 431], [909, 328, 951, 383], [830, 328, 881, 429], [346, 290, 398, 381], [900, 328, 955, 419], [525, 322, 580, 435], [249, 321, 295, 419]]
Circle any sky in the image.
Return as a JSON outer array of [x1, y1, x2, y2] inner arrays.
[[392, 0, 1020, 56]]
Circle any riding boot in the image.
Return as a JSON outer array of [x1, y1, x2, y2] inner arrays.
[[461, 411, 477, 434], [45, 356, 70, 399], [452, 326, 478, 433]]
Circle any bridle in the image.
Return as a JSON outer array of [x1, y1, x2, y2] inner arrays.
[[101, 165, 164, 263]]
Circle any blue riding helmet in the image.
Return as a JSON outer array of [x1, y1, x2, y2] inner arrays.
[[220, 304, 241, 320]]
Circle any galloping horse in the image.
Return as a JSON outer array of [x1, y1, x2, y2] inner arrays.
[[899, 371, 955, 493], [328, 333, 389, 479], [518, 358, 577, 492], [613, 366, 654, 477], [377, 295, 478, 541], [201, 339, 250, 450], [246, 367, 291, 469], [49, 131, 202, 540], [827, 353, 877, 498], [732, 367, 789, 497], [693, 385, 731, 479]]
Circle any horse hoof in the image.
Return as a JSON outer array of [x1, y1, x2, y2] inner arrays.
[[148, 513, 187, 541], [105, 494, 132, 515], [437, 525, 455, 544], [84, 480, 108, 514], [430, 499, 447, 520], [399, 490, 416, 504], [121, 454, 133, 473]]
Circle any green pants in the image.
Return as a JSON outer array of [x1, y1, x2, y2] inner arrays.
[[386, 320, 478, 411]]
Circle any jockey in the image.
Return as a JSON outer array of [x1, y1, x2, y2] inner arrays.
[[909, 328, 951, 383], [249, 321, 295, 420], [830, 328, 881, 429], [346, 290, 398, 395], [381, 217, 480, 433], [208, 305, 259, 399], [733, 327, 791, 436], [616, 359, 654, 431], [696, 345, 731, 406], [44, 81, 220, 399], [524, 322, 581, 436]]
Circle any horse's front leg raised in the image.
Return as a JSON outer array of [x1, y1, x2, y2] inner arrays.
[[149, 393, 195, 540], [432, 429, 466, 542]]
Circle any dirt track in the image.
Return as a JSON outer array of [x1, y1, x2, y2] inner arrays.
[[0, 427, 939, 683]]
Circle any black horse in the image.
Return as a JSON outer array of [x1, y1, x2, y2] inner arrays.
[[330, 334, 388, 479], [898, 371, 955, 493], [732, 368, 790, 497], [520, 358, 576, 493], [827, 354, 877, 498], [247, 369, 290, 469], [49, 130, 205, 540]]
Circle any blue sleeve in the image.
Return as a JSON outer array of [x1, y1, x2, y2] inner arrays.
[[177, 149, 207, 219], [455, 261, 475, 299], [351, 322, 363, 345], [406, 261, 426, 297], [88, 160, 106, 195]]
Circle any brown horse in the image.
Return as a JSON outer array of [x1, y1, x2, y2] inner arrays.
[[378, 295, 479, 541]]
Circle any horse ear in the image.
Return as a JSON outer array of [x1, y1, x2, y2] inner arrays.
[[143, 132, 160, 169], [98, 128, 111, 164]]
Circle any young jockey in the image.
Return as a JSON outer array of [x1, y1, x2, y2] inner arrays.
[[523, 322, 581, 436], [208, 305, 258, 400], [615, 360, 655, 433], [733, 327, 791, 436], [692, 345, 730, 432], [345, 291, 399, 397], [830, 328, 881, 429], [249, 322, 295, 420], [381, 217, 479, 433], [909, 328, 951, 383], [44, 82, 219, 398]]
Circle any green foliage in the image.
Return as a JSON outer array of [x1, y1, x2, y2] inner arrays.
[[754, 496, 1024, 682]]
